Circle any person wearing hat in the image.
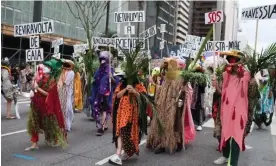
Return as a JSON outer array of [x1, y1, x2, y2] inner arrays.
[[1, 57, 17, 119], [58, 59, 75, 132], [90, 51, 118, 136], [213, 50, 254, 166], [25, 59, 67, 151]]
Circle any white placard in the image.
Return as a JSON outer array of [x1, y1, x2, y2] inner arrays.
[[139, 25, 157, 39], [26, 48, 44, 62], [160, 24, 166, 33], [114, 11, 145, 23], [52, 38, 63, 48], [241, 4, 276, 20], [205, 10, 224, 24], [160, 41, 164, 50], [54, 46, 59, 54], [73, 44, 88, 53], [92, 37, 115, 47], [29, 36, 39, 48], [184, 35, 205, 50], [124, 25, 135, 35], [115, 38, 145, 49], [205, 41, 244, 51], [14, 21, 54, 37]]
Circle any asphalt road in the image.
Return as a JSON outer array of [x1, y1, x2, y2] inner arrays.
[[1, 97, 276, 166]]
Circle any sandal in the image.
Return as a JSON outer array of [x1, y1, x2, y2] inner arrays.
[[25, 146, 39, 151], [6, 116, 16, 120]]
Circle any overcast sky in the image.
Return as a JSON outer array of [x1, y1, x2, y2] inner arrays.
[[238, 0, 276, 52]]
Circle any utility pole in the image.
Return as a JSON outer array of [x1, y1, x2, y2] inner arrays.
[[105, 1, 110, 35]]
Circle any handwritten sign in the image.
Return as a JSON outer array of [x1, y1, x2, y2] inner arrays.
[[185, 35, 205, 50], [168, 45, 194, 59], [241, 4, 276, 20], [114, 11, 145, 23], [26, 48, 44, 62], [115, 38, 145, 49], [205, 41, 243, 51], [160, 24, 166, 33], [205, 10, 224, 24], [124, 25, 135, 35], [92, 37, 115, 47], [52, 38, 63, 48], [14, 21, 54, 37], [73, 44, 88, 53], [139, 25, 157, 39], [29, 36, 39, 48]]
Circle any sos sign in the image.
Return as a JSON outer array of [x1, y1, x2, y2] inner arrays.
[[205, 10, 224, 24]]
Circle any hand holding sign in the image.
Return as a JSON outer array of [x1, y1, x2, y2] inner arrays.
[[205, 10, 224, 24]]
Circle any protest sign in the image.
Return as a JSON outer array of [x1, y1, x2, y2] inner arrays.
[[139, 25, 157, 39], [92, 37, 115, 47], [52, 38, 63, 48], [26, 48, 44, 62], [205, 41, 243, 51], [14, 21, 54, 37], [29, 36, 40, 49], [241, 4, 276, 20], [205, 10, 224, 24], [114, 11, 145, 23], [115, 38, 145, 49]]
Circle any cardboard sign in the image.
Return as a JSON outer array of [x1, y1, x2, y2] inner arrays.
[[26, 48, 44, 62], [92, 37, 115, 47], [168, 45, 194, 59], [124, 25, 135, 35], [160, 24, 166, 33], [54, 46, 59, 54], [73, 44, 88, 53], [139, 25, 157, 39], [52, 38, 63, 48], [205, 41, 243, 51], [14, 21, 54, 37], [241, 4, 276, 20], [29, 36, 39, 48], [160, 41, 164, 50], [115, 38, 145, 49], [205, 10, 224, 24], [114, 11, 145, 23]]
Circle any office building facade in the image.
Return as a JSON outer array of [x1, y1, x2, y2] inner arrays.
[[175, 0, 190, 45]]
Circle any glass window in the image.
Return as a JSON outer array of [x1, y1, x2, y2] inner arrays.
[[6, 7, 14, 25], [49, 8, 55, 19], [1, 1, 6, 5], [6, 1, 13, 7], [22, 13, 30, 23], [14, 10, 22, 24], [14, 1, 22, 10], [1, 7, 6, 22], [55, 11, 62, 21], [55, 21, 60, 34], [22, 1, 30, 12]]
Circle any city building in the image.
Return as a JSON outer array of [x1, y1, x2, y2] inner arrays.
[[188, 0, 226, 40], [1, 1, 107, 65], [224, 0, 239, 41], [175, 0, 190, 45]]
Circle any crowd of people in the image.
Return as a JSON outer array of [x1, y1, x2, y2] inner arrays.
[[1, 48, 275, 166]]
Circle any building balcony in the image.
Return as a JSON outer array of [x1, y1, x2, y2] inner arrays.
[[176, 37, 185, 45], [176, 31, 186, 41], [177, 26, 188, 35], [178, 7, 189, 18]]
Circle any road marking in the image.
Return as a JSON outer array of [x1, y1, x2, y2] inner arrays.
[[13, 154, 35, 160], [1, 129, 27, 137], [245, 145, 253, 149], [95, 139, 147, 165], [271, 115, 276, 136], [203, 118, 214, 128]]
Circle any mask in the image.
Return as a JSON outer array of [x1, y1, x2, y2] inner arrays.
[[43, 66, 51, 73], [229, 57, 238, 64], [101, 60, 106, 64]]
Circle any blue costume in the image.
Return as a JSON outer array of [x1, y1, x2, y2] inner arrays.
[[89, 51, 119, 129]]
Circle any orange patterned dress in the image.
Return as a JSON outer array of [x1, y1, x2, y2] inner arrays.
[[113, 83, 146, 157]]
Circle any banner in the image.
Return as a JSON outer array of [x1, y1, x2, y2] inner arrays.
[[205, 41, 244, 51], [241, 4, 276, 20], [114, 11, 145, 23], [14, 21, 54, 37]]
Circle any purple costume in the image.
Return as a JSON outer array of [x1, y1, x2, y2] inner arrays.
[[90, 51, 119, 128]]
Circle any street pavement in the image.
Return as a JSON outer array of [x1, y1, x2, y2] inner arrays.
[[1, 98, 276, 166]]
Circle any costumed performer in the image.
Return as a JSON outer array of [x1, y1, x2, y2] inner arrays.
[[214, 50, 254, 166], [90, 51, 118, 136], [25, 59, 67, 151], [1, 57, 19, 119], [58, 60, 75, 132], [146, 58, 186, 154]]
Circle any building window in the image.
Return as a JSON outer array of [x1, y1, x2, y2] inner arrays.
[[1, 6, 6, 22], [14, 10, 22, 24], [5, 7, 14, 25]]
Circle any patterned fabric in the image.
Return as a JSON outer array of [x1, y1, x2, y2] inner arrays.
[[113, 83, 146, 157], [258, 84, 274, 114], [1, 67, 14, 99]]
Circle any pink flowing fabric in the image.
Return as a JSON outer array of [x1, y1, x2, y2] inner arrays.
[[220, 71, 250, 151], [183, 82, 196, 144]]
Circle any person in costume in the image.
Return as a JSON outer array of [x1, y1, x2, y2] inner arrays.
[[147, 58, 188, 154], [74, 68, 83, 113], [90, 51, 118, 136], [58, 60, 75, 132], [25, 59, 67, 151], [1, 58, 19, 119], [254, 69, 274, 128], [213, 50, 254, 166]]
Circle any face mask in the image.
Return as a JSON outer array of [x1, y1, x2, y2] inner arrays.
[[43, 66, 51, 73]]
